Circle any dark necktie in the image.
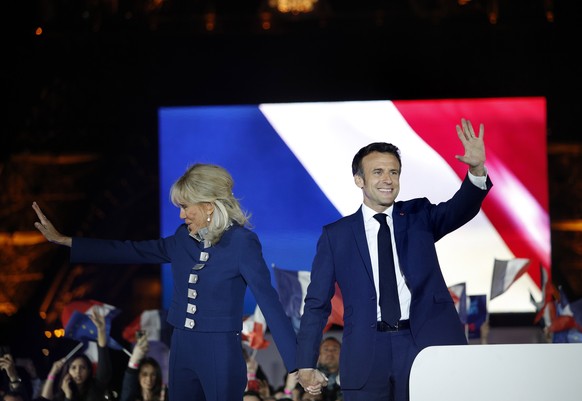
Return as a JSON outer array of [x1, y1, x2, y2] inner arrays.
[[373, 213, 401, 326]]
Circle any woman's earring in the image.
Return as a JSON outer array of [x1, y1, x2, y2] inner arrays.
[[207, 214, 211, 222]]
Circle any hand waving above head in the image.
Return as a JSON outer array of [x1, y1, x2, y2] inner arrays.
[[455, 118, 486, 176], [32, 202, 72, 247]]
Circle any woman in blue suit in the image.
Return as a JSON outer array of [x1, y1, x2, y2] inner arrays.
[[297, 119, 492, 401], [32, 163, 297, 401]]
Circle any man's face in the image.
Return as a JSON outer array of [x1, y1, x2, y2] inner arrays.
[[318, 339, 340, 371], [355, 151, 401, 212]]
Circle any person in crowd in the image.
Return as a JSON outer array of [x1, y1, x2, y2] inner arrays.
[[1, 349, 29, 401], [120, 332, 165, 401], [40, 309, 112, 401], [316, 337, 342, 401], [32, 163, 297, 401], [296, 119, 492, 401], [40, 357, 66, 401], [271, 372, 300, 401], [243, 347, 270, 393], [14, 358, 42, 400], [245, 355, 271, 400]]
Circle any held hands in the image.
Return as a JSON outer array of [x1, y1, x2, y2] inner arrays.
[[455, 118, 486, 176], [32, 202, 72, 247], [297, 368, 328, 397]]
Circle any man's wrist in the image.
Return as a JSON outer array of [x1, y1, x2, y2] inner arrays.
[[469, 164, 486, 177]]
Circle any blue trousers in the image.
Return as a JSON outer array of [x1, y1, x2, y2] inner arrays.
[[167, 329, 247, 401], [342, 329, 420, 401]]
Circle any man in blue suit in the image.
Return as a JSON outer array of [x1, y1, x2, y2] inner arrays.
[[297, 118, 492, 401]]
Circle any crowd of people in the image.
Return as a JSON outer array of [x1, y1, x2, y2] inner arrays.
[[1, 309, 114, 401], [1, 330, 344, 401]]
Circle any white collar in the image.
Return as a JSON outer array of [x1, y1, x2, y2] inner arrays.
[[362, 203, 393, 223]]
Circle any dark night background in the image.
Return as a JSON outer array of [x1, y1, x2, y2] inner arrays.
[[1, 0, 582, 375]]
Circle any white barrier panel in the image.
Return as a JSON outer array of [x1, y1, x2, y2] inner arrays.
[[409, 343, 582, 401]]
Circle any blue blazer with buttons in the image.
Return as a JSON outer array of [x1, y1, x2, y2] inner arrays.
[[296, 174, 492, 389], [71, 223, 297, 371]]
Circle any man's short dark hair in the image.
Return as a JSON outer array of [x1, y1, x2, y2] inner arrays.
[[352, 142, 402, 176]]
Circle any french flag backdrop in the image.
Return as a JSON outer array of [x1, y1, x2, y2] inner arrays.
[[159, 97, 548, 315]]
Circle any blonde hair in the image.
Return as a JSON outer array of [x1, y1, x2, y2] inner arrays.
[[170, 163, 251, 244]]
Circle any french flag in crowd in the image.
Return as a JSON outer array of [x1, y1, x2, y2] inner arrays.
[[273, 265, 344, 333], [489, 258, 531, 300], [61, 299, 123, 350], [122, 309, 171, 384], [531, 263, 552, 325], [122, 309, 171, 344], [242, 305, 270, 350], [448, 282, 468, 325]]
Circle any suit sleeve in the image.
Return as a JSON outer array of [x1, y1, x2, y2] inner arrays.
[[430, 173, 492, 241], [296, 227, 337, 369], [71, 237, 173, 265], [240, 231, 297, 372]]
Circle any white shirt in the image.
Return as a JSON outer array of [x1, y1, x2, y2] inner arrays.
[[362, 203, 411, 321], [361, 169, 488, 321]]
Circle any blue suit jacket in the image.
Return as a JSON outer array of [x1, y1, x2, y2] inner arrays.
[[296, 174, 492, 389], [71, 224, 297, 371]]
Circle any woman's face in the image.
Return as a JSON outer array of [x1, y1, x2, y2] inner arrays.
[[139, 364, 157, 391], [179, 202, 213, 234], [68, 357, 90, 384]]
